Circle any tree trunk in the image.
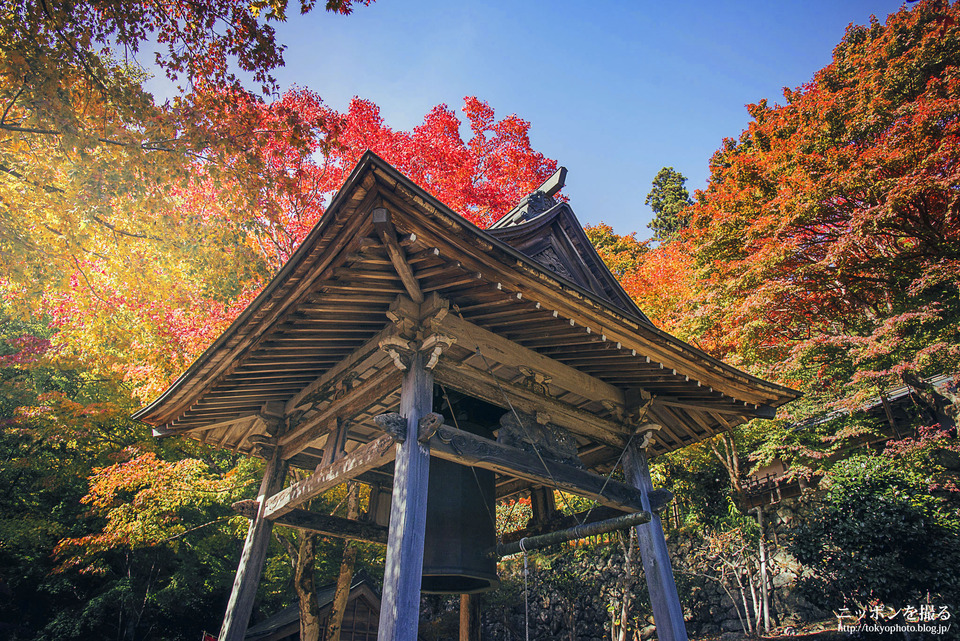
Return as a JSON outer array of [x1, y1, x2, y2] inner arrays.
[[617, 528, 636, 641], [733, 570, 753, 636], [707, 433, 746, 508], [295, 533, 320, 641], [755, 507, 772, 634], [326, 483, 360, 641]]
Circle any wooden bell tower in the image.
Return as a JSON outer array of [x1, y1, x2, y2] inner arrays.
[[135, 152, 798, 641]]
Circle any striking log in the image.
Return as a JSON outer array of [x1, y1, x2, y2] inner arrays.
[[499, 505, 626, 544], [264, 434, 397, 519], [489, 511, 652, 558], [425, 423, 673, 513]]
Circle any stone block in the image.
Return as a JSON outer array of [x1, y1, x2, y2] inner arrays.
[[721, 618, 743, 632]]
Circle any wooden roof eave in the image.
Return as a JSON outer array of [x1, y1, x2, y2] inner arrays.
[[487, 202, 650, 321], [133, 156, 381, 427], [366, 159, 799, 408], [136, 151, 799, 437]]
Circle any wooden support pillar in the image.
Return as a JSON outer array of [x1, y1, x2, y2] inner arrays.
[[623, 440, 689, 641], [530, 486, 557, 530], [459, 594, 481, 641], [219, 449, 288, 641], [378, 350, 433, 641]]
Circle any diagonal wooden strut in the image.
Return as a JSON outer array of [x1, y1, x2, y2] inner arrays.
[[264, 433, 397, 519], [373, 208, 424, 303]]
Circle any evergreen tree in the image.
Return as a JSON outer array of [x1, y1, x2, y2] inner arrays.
[[645, 167, 693, 241]]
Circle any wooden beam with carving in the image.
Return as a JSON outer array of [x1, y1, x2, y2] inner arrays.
[[430, 311, 625, 410], [233, 500, 387, 544], [425, 424, 668, 513], [432, 359, 629, 448], [373, 208, 424, 303], [264, 434, 397, 520]]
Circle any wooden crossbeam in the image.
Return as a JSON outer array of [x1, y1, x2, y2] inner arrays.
[[431, 312, 625, 410], [432, 359, 629, 448], [425, 424, 664, 512], [264, 434, 397, 519], [373, 208, 424, 303]]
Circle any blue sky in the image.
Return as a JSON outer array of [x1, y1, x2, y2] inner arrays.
[[148, 0, 909, 237]]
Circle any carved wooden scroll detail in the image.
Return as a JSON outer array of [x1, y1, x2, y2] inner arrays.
[[497, 410, 583, 468], [374, 412, 407, 443], [518, 366, 552, 397]]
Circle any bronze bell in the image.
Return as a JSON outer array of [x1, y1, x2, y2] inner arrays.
[[421, 419, 499, 594]]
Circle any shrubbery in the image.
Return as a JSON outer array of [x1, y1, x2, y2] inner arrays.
[[792, 454, 960, 609]]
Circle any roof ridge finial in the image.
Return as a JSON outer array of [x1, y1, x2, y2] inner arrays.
[[493, 166, 568, 227]]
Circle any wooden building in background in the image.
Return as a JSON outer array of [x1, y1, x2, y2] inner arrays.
[[245, 573, 380, 641]]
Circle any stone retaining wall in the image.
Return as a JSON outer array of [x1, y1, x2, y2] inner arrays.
[[419, 497, 827, 640]]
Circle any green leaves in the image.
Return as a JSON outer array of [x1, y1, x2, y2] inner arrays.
[[792, 454, 960, 608]]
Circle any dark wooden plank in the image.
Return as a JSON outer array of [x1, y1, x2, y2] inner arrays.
[[426, 424, 648, 512]]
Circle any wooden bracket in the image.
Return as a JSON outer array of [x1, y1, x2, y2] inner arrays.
[[637, 426, 660, 450], [419, 333, 455, 370], [620, 388, 655, 425], [379, 335, 416, 371], [417, 412, 443, 443], [379, 300, 456, 371], [247, 434, 278, 458], [518, 366, 552, 397], [386, 293, 450, 338], [374, 412, 407, 442]]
